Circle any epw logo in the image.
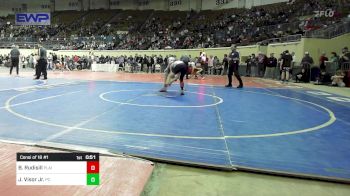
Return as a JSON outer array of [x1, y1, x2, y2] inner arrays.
[[15, 13, 51, 26]]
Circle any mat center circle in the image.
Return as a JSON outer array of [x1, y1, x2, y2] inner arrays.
[[99, 89, 223, 108]]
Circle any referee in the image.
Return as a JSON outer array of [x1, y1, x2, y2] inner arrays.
[[34, 45, 48, 80], [10, 45, 20, 76], [226, 45, 243, 88]]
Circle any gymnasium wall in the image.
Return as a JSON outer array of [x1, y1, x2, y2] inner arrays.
[[168, 0, 201, 11], [201, 0, 245, 10], [0, 0, 51, 16], [267, 42, 304, 62], [245, 0, 288, 8], [54, 0, 79, 11], [201, 0, 288, 10], [0, 49, 54, 57], [303, 33, 350, 62], [137, 0, 168, 10], [90, 0, 109, 10], [109, 1, 136, 10]]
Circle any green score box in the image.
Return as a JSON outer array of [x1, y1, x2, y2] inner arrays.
[[87, 174, 100, 185]]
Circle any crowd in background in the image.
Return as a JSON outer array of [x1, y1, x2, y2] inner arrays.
[[0, 0, 348, 50]]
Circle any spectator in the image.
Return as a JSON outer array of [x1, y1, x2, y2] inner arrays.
[[340, 47, 350, 68], [21, 55, 26, 68], [157, 55, 165, 72], [257, 52, 267, 77], [265, 53, 277, 79], [250, 54, 258, 77], [291, 51, 297, 67], [28, 54, 34, 68], [9, 45, 20, 76], [296, 52, 313, 83], [213, 56, 222, 75], [319, 52, 328, 71], [317, 52, 329, 84], [280, 50, 293, 83], [47, 52, 53, 70], [52, 53, 58, 69], [208, 55, 214, 75], [222, 54, 229, 75], [330, 52, 340, 69], [200, 52, 208, 76], [245, 55, 252, 77], [331, 70, 346, 87]]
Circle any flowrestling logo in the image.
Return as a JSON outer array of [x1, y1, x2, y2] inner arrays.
[[314, 9, 335, 18], [15, 13, 51, 25]]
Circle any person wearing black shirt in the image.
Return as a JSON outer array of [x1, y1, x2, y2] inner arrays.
[[136, 55, 143, 72], [163, 56, 168, 72], [35, 45, 48, 80], [222, 54, 229, 75], [159, 57, 188, 95], [149, 56, 154, 73], [245, 55, 252, 77], [340, 47, 350, 69], [264, 53, 277, 79], [10, 45, 20, 76], [143, 55, 149, 72], [280, 50, 293, 83], [53, 53, 58, 64], [296, 52, 313, 83], [157, 55, 164, 72], [180, 55, 192, 79], [226, 45, 243, 88]]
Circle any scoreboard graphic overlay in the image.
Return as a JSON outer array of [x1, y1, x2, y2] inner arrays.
[[16, 153, 99, 185]]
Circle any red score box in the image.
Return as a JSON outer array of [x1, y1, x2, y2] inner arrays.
[[87, 161, 99, 174]]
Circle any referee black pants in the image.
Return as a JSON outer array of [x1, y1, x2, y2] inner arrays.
[[10, 57, 19, 75], [227, 64, 243, 87], [35, 59, 48, 79]]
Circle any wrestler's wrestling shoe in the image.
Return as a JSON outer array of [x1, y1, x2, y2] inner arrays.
[[159, 87, 167, 92]]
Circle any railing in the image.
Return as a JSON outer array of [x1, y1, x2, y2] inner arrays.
[[304, 20, 350, 39], [257, 34, 302, 45], [0, 35, 120, 43], [342, 62, 350, 71], [230, 21, 302, 38], [0, 37, 37, 42]]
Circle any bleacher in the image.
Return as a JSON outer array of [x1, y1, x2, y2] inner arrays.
[[0, 0, 348, 50], [109, 10, 153, 31]]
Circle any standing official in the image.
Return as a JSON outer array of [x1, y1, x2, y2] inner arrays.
[[35, 45, 48, 80], [226, 45, 243, 88], [10, 45, 20, 76]]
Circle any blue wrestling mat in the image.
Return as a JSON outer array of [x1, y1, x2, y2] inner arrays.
[[0, 76, 349, 182]]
